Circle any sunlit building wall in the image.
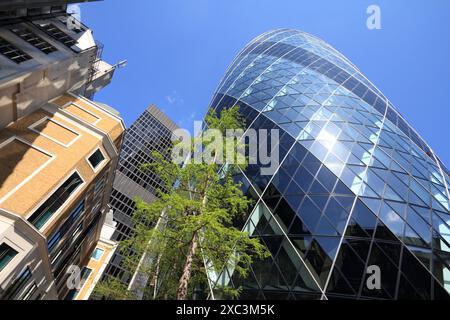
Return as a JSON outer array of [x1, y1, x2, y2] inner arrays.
[[0, 2, 124, 300]]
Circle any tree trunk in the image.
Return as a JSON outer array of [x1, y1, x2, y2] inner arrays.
[[176, 232, 198, 300], [176, 171, 208, 300], [153, 254, 162, 299]]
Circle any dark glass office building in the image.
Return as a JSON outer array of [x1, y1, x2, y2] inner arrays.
[[103, 105, 179, 284], [208, 29, 450, 300]]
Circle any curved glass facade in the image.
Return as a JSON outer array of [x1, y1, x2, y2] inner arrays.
[[208, 29, 450, 300]]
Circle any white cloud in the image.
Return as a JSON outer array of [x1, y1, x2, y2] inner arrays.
[[166, 90, 184, 105], [387, 210, 401, 223]]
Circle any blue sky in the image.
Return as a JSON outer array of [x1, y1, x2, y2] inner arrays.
[[76, 0, 450, 166]]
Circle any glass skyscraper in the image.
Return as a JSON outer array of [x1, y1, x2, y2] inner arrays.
[[208, 29, 450, 300], [102, 105, 179, 284]]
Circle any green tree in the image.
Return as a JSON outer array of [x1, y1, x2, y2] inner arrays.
[[93, 277, 134, 300], [95, 106, 268, 300]]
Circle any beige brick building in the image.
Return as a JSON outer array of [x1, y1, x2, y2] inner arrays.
[[0, 1, 125, 300]]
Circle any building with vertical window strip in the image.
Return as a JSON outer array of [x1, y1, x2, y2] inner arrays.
[[98, 105, 179, 286], [207, 29, 450, 300], [71, 209, 118, 300], [0, 1, 125, 300]]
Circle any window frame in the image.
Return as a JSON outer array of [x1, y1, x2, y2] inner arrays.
[[26, 170, 85, 231], [0, 242, 18, 273], [86, 147, 107, 173], [91, 248, 104, 261], [0, 36, 32, 64], [10, 26, 58, 55], [2, 267, 32, 299], [34, 22, 77, 50], [47, 199, 86, 254]]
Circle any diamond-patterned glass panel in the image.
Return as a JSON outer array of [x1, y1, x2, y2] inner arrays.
[[208, 29, 450, 300]]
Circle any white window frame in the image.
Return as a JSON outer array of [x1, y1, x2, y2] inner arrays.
[[91, 248, 104, 261], [85, 147, 107, 173], [26, 169, 85, 232], [0, 239, 19, 275]]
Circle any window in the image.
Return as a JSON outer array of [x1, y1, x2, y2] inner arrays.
[[3, 267, 32, 299], [80, 267, 92, 287], [50, 5, 65, 14], [10, 27, 57, 54], [65, 288, 78, 300], [47, 200, 85, 253], [85, 214, 101, 242], [28, 172, 83, 229], [88, 149, 105, 170], [21, 282, 38, 300], [47, 231, 61, 253], [68, 200, 85, 222], [72, 222, 83, 240], [91, 248, 104, 260], [94, 178, 105, 196], [51, 249, 63, 265], [0, 36, 32, 63], [0, 243, 18, 272], [37, 23, 76, 48], [64, 267, 91, 300]]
